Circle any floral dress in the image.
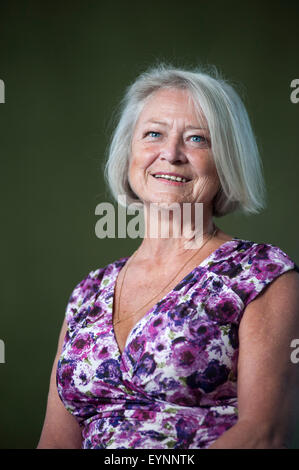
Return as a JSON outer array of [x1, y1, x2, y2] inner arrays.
[[56, 237, 298, 449]]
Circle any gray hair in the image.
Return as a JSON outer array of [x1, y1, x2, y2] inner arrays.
[[104, 62, 266, 217]]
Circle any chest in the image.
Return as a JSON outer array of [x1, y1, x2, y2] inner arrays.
[[112, 267, 179, 354]]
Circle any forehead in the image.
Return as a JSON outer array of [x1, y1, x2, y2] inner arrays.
[[136, 87, 207, 126]]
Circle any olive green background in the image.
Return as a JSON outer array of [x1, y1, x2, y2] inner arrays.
[[0, 0, 298, 449]]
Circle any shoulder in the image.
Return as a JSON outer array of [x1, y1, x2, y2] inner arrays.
[[64, 267, 104, 326], [68, 267, 105, 304], [64, 256, 127, 325], [208, 238, 299, 308]]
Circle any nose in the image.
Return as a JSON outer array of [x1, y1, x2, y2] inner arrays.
[[159, 134, 187, 164]]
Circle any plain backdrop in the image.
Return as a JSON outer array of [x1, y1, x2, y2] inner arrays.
[[0, 0, 299, 449]]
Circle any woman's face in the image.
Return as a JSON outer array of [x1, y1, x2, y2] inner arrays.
[[129, 87, 220, 207]]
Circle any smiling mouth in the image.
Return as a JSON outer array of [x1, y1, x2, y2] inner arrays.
[[151, 173, 192, 183]]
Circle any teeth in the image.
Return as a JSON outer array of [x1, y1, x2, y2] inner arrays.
[[154, 174, 188, 183]]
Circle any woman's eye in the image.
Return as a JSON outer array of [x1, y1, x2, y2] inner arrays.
[[190, 135, 205, 143], [146, 131, 161, 138]]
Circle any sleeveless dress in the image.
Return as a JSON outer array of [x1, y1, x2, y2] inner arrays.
[[56, 237, 299, 449]]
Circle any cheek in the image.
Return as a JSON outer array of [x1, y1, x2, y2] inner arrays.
[[204, 161, 220, 186], [130, 142, 156, 170], [191, 156, 220, 190], [128, 150, 149, 188], [191, 152, 218, 176], [209, 165, 219, 182]]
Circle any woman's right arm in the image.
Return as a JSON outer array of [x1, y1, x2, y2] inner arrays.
[[36, 318, 83, 449]]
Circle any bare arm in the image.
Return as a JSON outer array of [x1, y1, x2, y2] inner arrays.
[[37, 318, 83, 449], [208, 269, 299, 449]]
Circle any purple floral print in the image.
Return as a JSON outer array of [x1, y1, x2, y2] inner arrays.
[[56, 237, 298, 448]]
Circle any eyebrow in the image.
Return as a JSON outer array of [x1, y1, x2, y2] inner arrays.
[[144, 119, 209, 131]]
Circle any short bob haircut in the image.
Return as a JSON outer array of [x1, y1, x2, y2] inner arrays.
[[104, 62, 266, 217]]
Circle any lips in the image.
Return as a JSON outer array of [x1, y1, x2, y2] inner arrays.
[[151, 172, 192, 181]]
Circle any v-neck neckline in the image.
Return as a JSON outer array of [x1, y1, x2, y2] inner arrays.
[[109, 236, 240, 360]]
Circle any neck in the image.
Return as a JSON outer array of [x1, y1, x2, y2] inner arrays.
[[137, 202, 215, 260]]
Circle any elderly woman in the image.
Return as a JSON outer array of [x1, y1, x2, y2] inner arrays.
[[38, 64, 299, 449]]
